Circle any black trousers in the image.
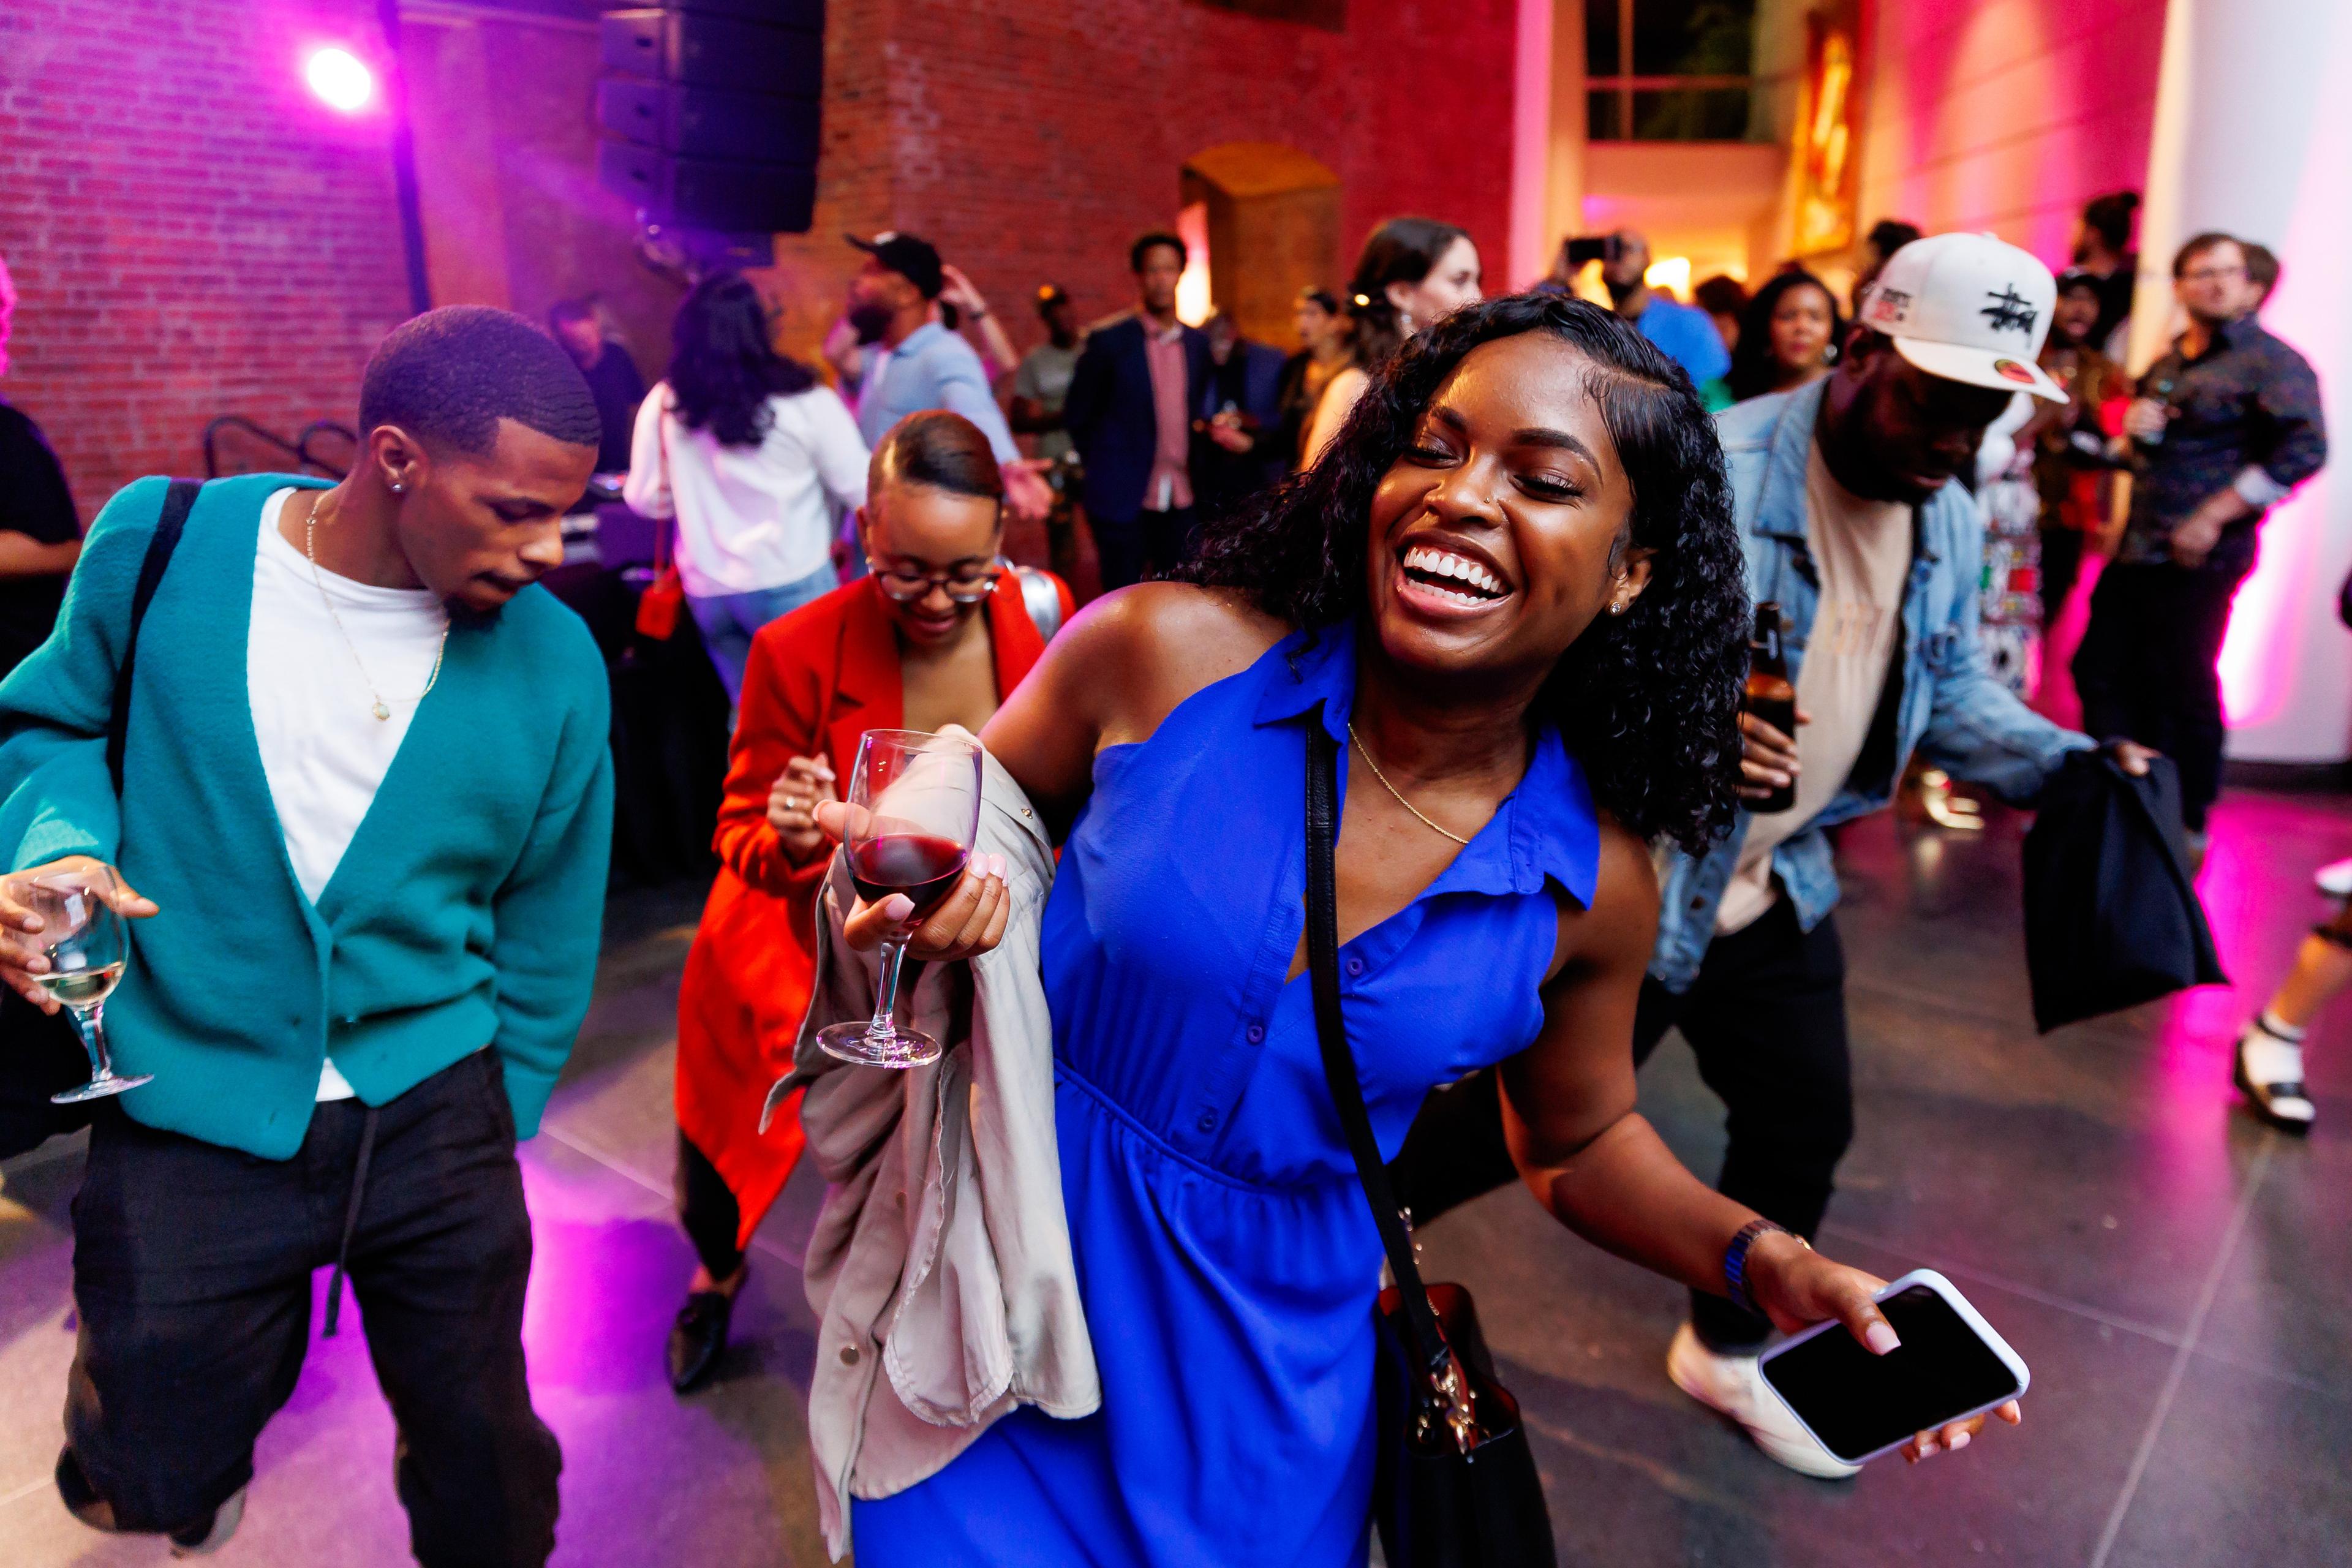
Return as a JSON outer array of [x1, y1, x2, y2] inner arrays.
[[1091, 505, 1197, 592], [676, 1129, 745, 1281], [2072, 558, 2248, 832], [1390, 902, 1852, 1352], [63, 1050, 561, 1566]]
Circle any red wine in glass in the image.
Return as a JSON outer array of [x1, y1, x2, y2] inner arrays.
[[818, 728, 984, 1069], [848, 834, 968, 918]]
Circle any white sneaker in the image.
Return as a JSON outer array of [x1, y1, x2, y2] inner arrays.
[[1667, 1322, 1860, 1480], [2316, 857, 2352, 899], [168, 1486, 245, 1558]]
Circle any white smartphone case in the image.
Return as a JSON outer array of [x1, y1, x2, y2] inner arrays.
[[1756, 1267, 2031, 1465]]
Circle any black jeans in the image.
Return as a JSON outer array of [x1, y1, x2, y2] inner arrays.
[[2072, 559, 2248, 832], [62, 1050, 560, 1566], [1389, 902, 1853, 1352], [1091, 505, 1197, 592], [676, 1129, 744, 1281]]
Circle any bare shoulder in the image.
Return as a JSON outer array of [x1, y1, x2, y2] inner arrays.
[[1064, 583, 1289, 748], [1548, 812, 1662, 980]]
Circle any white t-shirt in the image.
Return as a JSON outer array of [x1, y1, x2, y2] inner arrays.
[[621, 383, 869, 599], [251, 489, 449, 1099], [1714, 445, 1912, 935]]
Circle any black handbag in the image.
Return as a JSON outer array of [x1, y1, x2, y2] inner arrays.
[[0, 478, 197, 1160], [1302, 722, 1557, 1567]]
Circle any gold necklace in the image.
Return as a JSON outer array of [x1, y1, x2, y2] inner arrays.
[[304, 494, 448, 722], [1348, 722, 1472, 846]]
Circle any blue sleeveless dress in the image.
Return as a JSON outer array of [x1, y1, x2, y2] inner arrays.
[[854, 625, 1600, 1567]]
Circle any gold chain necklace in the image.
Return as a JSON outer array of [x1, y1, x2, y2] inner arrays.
[[303, 494, 448, 722], [1348, 723, 1472, 846]]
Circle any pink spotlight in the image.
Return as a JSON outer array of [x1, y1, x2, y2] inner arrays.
[[304, 47, 375, 114]]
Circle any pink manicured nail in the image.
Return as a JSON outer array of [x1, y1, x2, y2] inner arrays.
[[881, 894, 914, 921], [1865, 1321, 1901, 1355], [1948, 1430, 1970, 1451], [992, 854, 1009, 879]]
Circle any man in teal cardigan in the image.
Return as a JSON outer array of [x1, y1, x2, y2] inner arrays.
[[0, 308, 614, 1563]]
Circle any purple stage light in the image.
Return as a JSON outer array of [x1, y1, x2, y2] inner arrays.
[[304, 47, 375, 114]]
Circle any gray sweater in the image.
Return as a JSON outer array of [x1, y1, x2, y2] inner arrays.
[[767, 747, 1098, 1559]]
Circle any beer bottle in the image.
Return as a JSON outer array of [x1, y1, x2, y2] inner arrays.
[[1743, 601, 1797, 814]]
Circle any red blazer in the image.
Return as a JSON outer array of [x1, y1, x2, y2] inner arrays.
[[674, 572, 1071, 1247]]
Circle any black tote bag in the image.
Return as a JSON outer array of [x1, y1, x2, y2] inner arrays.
[[1302, 721, 1556, 1568], [2022, 750, 2226, 1033]]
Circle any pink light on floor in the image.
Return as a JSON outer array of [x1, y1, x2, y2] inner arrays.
[[303, 47, 375, 115]]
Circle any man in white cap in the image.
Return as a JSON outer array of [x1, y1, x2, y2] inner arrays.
[[1389, 232, 2152, 1477]]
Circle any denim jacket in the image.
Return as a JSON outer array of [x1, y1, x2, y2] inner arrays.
[[1649, 380, 2092, 992]]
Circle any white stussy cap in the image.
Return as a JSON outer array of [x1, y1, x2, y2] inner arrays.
[[1858, 232, 2067, 402]]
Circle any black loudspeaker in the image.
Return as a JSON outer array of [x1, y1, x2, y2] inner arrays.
[[597, 2, 823, 234]]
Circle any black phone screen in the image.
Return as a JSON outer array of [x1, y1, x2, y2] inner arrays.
[[1758, 1284, 2023, 1462]]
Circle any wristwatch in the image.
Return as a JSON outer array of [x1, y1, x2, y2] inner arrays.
[[1724, 1219, 1805, 1317]]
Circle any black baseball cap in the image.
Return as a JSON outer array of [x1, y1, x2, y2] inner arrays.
[[847, 231, 944, 298], [2053, 266, 2104, 298]]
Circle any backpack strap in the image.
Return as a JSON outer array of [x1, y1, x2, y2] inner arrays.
[[105, 478, 200, 796]]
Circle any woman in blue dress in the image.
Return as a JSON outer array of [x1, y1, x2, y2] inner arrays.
[[832, 294, 2016, 1564]]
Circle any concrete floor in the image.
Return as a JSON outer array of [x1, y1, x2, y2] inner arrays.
[[3, 786, 2348, 1566]]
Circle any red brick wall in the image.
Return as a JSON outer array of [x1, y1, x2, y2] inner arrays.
[[0, 0, 414, 519], [3, 0, 1518, 517], [871, 0, 1520, 355]]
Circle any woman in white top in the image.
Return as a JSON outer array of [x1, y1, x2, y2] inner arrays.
[[625, 273, 870, 701], [1298, 217, 1483, 467]]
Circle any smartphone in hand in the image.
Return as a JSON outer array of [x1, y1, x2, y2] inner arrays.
[[1758, 1269, 2029, 1466]]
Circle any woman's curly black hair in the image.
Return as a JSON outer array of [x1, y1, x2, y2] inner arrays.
[[666, 271, 816, 448], [1176, 292, 1749, 857]]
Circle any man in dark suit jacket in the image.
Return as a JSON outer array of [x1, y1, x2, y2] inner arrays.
[[1063, 232, 1211, 590]]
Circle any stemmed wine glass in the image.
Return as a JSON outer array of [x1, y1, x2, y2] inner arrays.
[[817, 729, 984, 1069], [21, 862, 149, 1102]]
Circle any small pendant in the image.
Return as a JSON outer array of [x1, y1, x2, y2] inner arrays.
[[371, 701, 391, 721]]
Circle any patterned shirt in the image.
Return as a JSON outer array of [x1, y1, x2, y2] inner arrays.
[[2120, 317, 2326, 573]]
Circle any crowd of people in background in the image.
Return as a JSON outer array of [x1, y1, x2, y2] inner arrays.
[[0, 172, 2337, 1564]]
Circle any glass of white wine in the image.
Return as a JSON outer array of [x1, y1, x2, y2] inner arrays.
[[22, 863, 148, 1103]]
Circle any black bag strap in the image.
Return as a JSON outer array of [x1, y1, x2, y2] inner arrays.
[[1303, 717, 1453, 1386], [105, 478, 200, 796]]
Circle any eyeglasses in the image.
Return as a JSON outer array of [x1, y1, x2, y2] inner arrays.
[[2183, 266, 2247, 284], [868, 560, 1003, 603]]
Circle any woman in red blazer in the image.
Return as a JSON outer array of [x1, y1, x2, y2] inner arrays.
[[666, 412, 1071, 1390]]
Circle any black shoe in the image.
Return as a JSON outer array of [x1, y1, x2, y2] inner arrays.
[[2234, 1026, 2315, 1136], [668, 1289, 737, 1393]]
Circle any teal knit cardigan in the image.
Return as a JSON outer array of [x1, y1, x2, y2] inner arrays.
[[0, 474, 614, 1158]]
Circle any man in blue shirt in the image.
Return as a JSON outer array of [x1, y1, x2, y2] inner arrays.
[[843, 232, 1050, 522], [1600, 229, 1732, 386]]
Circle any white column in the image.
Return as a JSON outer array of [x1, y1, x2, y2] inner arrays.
[[2134, 0, 2352, 763]]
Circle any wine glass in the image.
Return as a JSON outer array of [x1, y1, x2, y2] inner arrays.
[[817, 729, 984, 1069], [21, 863, 149, 1103]]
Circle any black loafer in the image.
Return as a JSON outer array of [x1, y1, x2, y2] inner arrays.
[[668, 1289, 736, 1393]]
